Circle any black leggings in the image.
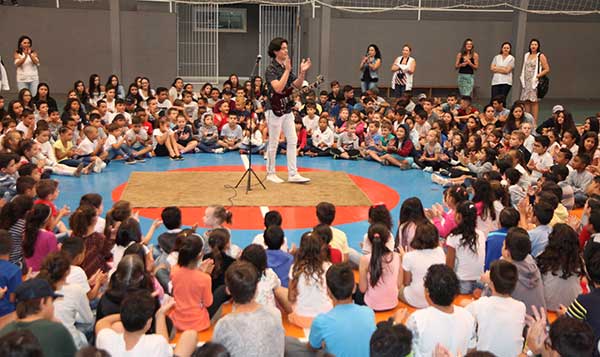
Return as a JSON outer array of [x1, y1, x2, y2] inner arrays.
[[491, 84, 511, 101]]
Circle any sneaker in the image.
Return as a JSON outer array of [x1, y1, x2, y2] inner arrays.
[[288, 174, 311, 183], [93, 158, 103, 173], [194, 147, 200, 153], [423, 166, 433, 173], [431, 174, 449, 186], [332, 154, 339, 160], [125, 157, 136, 165], [170, 156, 178, 161], [134, 156, 146, 163], [176, 155, 185, 161], [411, 163, 420, 169], [74, 163, 84, 177], [439, 168, 451, 177], [266, 174, 284, 184], [214, 148, 224, 154]]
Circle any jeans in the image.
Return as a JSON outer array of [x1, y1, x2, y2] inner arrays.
[[106, 144, 135, 161], [360, 80, 377, 94], [266, 110, 298, 176], [197, 141, 219, 153], [459, 280, 484, 294], [17, 80, 39, 92]]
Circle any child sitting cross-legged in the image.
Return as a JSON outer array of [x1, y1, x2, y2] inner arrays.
[[124, 116, 153, 159], [76, 126, 107, 173], [96, 291, 197, 357], [239, 117, 265, 155], [153, 117, 183, 160], [103, 123, 144, 164], [445, 201, 486, 294], [406, 264, 476, 356], [173, 113, 198, 155], [288, 232, 333, 328], [307, 116, 334, 157], [365, 122, 396, 164], [196, 114, 224, 154], [466, 260, 526, 357], [330, 122, 360, 160], [380, 124, 414, 169]]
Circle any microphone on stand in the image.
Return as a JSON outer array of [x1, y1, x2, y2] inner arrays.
[[256, 54, 262, 63]]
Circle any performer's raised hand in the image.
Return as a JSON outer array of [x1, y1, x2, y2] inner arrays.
[[300, 58, 312, 73]]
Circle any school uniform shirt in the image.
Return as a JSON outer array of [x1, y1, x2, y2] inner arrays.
[[96, 329, 173, 357], [567, 169, 594, 194], [446, 230, 486, 281], [65, 265, 91, 293], [152, 128, 173, 149], [528, 224, 552, 257], [336, 132, 359, 151], [407, 305, 477, 357], [529, 151, 554, 182], [184, 102, 199, 121], [311, 127, 334, 148], [156, 99, 172, 111], [220, 124, 243, 141], [16, 121, 35, 135], [302, 114, 319, 133], [466, 295, 526, 357], [125, 128, 149, 148], [54, 284, 94, 348], [402, 247, 446, 308], [77, 137, 96, 156], [103, 134, 120, 152]]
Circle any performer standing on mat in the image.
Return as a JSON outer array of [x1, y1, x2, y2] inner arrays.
[[265, 37, 311, 183]]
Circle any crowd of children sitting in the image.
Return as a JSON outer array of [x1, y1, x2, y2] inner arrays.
[[1, 73, 600, 356]]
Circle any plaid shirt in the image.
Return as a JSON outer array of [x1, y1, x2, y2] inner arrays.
[[264, 58, 297, 112]]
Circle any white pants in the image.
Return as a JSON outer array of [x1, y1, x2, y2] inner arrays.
[[266, 110, 297, 176]]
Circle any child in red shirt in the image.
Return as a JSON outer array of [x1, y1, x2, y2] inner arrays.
[[34, 179, 70, 233]]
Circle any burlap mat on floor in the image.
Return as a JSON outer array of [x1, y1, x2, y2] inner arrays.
[[119, 171, 372, 207]]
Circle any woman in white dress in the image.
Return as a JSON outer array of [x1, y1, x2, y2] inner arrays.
[[519, 39, 550, 125], [13, 36, 40, 92]]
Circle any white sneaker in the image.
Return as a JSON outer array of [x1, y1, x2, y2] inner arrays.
[[431, 174, 449, 186], [423, 166, 433, 173], [288, 174, 310, 183], [93, 157, 104, 173], [214, 148, 224, 154], [266, 174, 284, 184]]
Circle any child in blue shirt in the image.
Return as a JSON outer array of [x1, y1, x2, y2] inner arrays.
[[308, 263, 376, 356], [0, 229, 22, 317], [485, 207, 519, 271], [264, 226, 293, 288]]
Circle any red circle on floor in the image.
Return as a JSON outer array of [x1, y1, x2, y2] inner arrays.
[[112, 165, 400, 230]]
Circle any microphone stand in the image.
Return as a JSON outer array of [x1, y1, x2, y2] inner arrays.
[[235, 55, 266, 193]]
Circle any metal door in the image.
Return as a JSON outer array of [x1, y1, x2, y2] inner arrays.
[[176, 2, 219, 84], [258, 5, 301, 77]]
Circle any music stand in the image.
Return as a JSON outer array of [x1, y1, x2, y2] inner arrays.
[[235, 55, 266, 193]]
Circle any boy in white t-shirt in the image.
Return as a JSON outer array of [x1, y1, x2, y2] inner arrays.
[[406, 264, 476, 357], [527, 135, 554, 183], [96, 292, 197, 357], [182, 90, 199, 122], [466, 260, 526, 357], [108, 98, 132, 125], [302, 102, 319, 136], [125, 116, 153, 158], [61, 236, 106, 301], [16, 109, 36, 139], [103, 123, 142, 164], [77, 126, 106, 173]]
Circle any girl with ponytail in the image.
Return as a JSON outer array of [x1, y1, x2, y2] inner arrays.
[[23, 204, 56, 272], [69, 205, 112, 277], [202, 205, 241, 258], [429, 184, 469, 238], [38, 252, 93, 348], [205, 227, 236, 291], [445, 200, 486, 294], [357, 223, 400, 311]]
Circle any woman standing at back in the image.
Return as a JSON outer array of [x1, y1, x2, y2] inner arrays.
[[520, 38, 550, 125], [490, 42, 515, 100], [455, 38, 479, 97], [359, 44, 382, 94], [14, 35, 40, 92], [390, 44, 416, 98]]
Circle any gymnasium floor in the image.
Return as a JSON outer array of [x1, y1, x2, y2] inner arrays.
[[54, 152, 444, 251]]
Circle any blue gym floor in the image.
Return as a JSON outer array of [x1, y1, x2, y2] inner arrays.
[[54, 153, 444, 251]]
